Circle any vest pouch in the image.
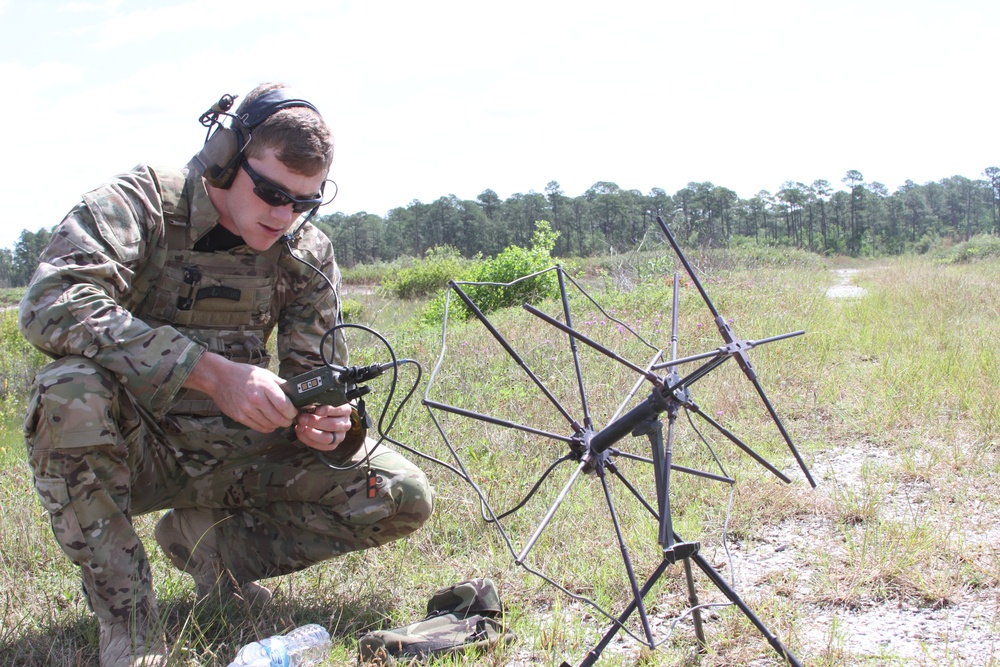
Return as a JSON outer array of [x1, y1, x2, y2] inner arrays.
[[134, 244, 283, 417], [142, 247, 280, 330]]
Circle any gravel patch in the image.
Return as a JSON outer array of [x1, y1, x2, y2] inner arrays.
[[826, 269, 869, 299]]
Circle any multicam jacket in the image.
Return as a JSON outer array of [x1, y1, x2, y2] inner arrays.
[[18, 162, 346, 418]]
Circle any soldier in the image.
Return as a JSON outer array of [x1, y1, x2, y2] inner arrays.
[[18, 82, 433, 667]]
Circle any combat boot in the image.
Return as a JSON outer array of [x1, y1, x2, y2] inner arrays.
[[99, 619, 168, 667], [155, 509, 272, 607]]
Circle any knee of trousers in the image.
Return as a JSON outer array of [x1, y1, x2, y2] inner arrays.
[[378, 465, 434, 541], [25, 355, 129, 453]]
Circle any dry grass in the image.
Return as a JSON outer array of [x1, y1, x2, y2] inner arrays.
[[2, 254, 999, 665]]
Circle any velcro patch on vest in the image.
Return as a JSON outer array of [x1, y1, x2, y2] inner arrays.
[[196, 286, 242, 301]]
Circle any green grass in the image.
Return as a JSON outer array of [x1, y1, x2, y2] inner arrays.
[[2, 253, 999, 665]]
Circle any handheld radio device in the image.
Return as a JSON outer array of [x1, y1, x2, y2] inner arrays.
[[281, 362, 398, 409], [281, 366, 369, 409]]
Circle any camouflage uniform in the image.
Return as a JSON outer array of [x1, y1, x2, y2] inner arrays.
[[19, 163, 433, 636]]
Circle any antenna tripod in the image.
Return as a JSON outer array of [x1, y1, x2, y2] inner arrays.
[[424, 215, 814, 666]]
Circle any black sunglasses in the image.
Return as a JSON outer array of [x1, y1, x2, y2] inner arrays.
[[240, 159, 325, 214]]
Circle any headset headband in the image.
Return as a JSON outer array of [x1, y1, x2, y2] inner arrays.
[[235, 89, 320, 131]]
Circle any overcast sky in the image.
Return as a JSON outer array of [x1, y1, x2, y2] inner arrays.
[[1, 0, 996, 251]]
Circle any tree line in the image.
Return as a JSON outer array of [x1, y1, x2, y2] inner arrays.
[[1, 228, 52, 288], [3, 168, 998, 286], [315, 168, 1000, 267]]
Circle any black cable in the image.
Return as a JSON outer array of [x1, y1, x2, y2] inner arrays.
[[312, 322, 401, 473], [283, 241, 423, 473]]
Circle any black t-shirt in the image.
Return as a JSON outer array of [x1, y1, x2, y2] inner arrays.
[[193, 224, 245, 252]]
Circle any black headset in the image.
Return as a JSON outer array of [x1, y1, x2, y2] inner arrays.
[[191, 87, 320, 190]]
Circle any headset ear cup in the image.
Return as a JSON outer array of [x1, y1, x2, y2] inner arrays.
[[191, 127, 240, 189]]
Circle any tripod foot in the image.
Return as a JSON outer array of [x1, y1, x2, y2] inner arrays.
[[663, 540, 700, 564]]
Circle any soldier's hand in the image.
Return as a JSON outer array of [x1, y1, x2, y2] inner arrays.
[[295, 403, 353, 451], [184, 353, 298, 432]]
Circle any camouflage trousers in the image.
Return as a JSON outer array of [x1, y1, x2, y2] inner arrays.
[[24, 356, 433, 629]]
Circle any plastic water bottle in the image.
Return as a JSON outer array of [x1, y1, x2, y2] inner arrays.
[[227, 624, 332, 667]]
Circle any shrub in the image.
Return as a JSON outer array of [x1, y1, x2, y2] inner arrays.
[[381, 245, 473, 299], [341, 298, 365, 322], [932, 234, 1000, 264], [721, 236, 826, 270], [341, 256, 416, 285], [422, 221, 561, 325]]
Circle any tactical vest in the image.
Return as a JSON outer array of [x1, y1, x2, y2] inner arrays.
[[133, 167, 281, 415]]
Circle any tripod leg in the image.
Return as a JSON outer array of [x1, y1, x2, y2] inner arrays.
[[571, 557, 673, 667], [683, 557, 707, 648], [681, 531, 802, 667]]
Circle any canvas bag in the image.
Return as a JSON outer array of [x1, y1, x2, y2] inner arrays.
[[357, 578, 513, 665]]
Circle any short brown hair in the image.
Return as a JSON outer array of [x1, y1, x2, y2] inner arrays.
[[236, 82, 334, 176]]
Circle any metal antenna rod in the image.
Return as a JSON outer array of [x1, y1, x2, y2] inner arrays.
[[655, 215, 816, 487], [450, 281, 582, 432]]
